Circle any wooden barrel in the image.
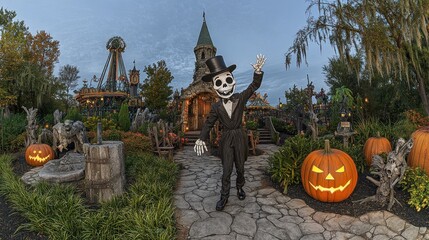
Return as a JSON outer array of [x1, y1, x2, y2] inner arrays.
[[83, 141, 125, 204]]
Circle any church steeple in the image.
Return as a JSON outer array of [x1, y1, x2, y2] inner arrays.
[[194, 12, 217, 83], [196, 12, 214, 46]]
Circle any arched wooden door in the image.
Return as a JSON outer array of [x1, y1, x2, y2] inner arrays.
[[188, 94, 214, 131], [197, 97, 212, 130]]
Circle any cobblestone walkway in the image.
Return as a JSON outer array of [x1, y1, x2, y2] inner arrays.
[[174, 145, 429, 240]]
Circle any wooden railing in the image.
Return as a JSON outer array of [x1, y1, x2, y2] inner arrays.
[[265, 116, 280, 145]]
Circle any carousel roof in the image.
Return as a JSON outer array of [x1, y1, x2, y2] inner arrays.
[[246, 92, 275, 110]]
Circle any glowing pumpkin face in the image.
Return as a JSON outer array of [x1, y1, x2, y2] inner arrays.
[[301, 140, 358, 202], [25, 144, 55, 167]]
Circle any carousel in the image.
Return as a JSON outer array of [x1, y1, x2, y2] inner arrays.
[[75, 36, 142, 117], [245, 92, 276, 125]]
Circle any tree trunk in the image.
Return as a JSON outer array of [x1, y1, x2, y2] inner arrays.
[[416, 74, 429, 116], [354, 138, 413, 211]]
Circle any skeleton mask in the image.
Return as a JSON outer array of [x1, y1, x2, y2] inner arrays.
[[212, 71, 236, 99]]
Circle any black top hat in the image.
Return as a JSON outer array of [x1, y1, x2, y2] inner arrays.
[[202, 56, 236, 82]]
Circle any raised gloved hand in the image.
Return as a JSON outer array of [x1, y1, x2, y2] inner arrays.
[[194, 139, 208, 156]]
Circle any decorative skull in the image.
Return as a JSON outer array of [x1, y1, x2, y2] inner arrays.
[[201, 56, 237, 99], [212, 72, 236, 99]]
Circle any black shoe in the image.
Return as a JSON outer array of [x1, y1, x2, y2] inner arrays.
[[237, 188, 246, 200], [216, 196, 228, 211]]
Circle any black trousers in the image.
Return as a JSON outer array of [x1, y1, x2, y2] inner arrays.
[[220, 144, 245, 197]]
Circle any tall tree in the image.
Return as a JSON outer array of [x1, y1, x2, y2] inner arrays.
[[58, 64, 80, 108], [140, 60, 173, 113], [26, 30, 60, 76], [118, 103, 130, 131], [284, 85, 308, 133], [285, 0, 429, 115], [324, 57, 420, 121], [0, 8, 63, 114], [0, 8, 29, 112]]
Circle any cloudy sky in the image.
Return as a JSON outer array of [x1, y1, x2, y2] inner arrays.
[[3, 0, 336, 105]]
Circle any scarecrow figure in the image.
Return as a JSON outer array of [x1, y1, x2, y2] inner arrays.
[[194, 54, 266, 211]]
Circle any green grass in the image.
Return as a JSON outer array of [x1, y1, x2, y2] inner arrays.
[[0, 153, 178, 240]]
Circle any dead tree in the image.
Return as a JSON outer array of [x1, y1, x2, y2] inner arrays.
[[355, 138, 413, 211], [22, 106, 38, 147], [305, 76, 318, 140], [53, 109, 63, 125]]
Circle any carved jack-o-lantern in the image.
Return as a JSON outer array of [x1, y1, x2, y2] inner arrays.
[[301, 140, 358, 202], [25, 143, 55, 166]]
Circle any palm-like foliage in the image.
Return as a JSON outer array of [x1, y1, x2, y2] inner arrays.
[[286, 0, 429, 115]]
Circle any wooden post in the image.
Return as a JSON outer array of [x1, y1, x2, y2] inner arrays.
[[83, 141, 125, 204], [96, 121, 102, 145]]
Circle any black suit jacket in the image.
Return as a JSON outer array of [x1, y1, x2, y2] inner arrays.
[[199, 72, 263, 155]]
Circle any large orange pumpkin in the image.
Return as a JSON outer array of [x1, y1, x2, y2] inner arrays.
[[408, 126, 429, 175], [363, 132, 392, 166], [301, 140, 358, 202], [25, 143, 55, 166]]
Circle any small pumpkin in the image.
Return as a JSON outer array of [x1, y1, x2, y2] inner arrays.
[[301, 140, 358, 202], [25, 143, 55, 166], [363, 132, 392, 166], [408, 126, 429, 175]]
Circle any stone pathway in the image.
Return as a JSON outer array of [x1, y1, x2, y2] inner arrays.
[[174, 144, 429, 240]]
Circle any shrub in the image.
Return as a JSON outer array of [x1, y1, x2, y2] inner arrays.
[[246, 120, 258, 130], [404, 109, 429, 127], [118, 103, 131, 131], [64, 107, 83, 121], [84, 116, 118, 132], [137, 122, 153, 135], [121, 132, 152, 154], [268, 135, 323, 193], [389, 118, 418, 140], [400, 167, 429, 212], [353, 117, 389, 145], [271, 117, 297, 135], [0, 113, 26, 153], [0, 155, 87, 238], [268, 135, 366, 193], [8, 132, 26, 153], [87, 130, 152, 154], [102, 129, 123, 141], [0, 151, 178, 240], [271, 117, 285, 132]]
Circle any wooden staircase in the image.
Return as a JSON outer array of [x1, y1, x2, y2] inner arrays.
[[257, 128, 273, 144], [183, 131, 201, 146]]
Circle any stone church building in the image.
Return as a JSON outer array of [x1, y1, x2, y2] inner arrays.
[[180, 14, 219, 132]]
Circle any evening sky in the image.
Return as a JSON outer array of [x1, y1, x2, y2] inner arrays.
[[2, 0, 336, 105]]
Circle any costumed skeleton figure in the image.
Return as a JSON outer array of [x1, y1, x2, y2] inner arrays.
[[194, 54, 266, 211]]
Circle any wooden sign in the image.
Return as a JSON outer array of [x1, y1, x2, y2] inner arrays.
[[340, 121, 351, 128]]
